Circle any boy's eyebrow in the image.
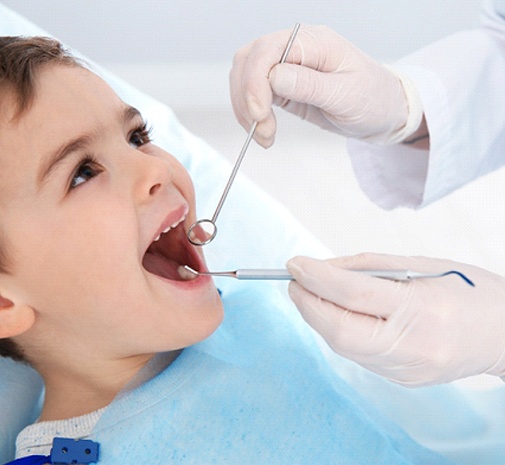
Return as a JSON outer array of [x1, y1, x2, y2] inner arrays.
[[37, 105, 143, 186]]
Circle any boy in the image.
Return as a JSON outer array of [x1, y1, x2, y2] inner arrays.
[[0, 36, 451, 464]]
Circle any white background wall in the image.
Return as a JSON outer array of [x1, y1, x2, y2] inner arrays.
[[1, 1, 482, 63], [7, 1, 505, 281]]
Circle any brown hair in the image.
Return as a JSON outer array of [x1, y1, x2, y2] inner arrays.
[[0, 36, 82, 363], [0, 36, 82, 116]]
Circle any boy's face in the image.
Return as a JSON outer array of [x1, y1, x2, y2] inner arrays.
[[0, 65, 223, 364]]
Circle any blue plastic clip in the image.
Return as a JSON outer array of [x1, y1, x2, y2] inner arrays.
[[50, 438, 99, 465]]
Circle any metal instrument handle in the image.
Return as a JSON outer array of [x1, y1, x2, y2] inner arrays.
[[235, 269, 293, 280]]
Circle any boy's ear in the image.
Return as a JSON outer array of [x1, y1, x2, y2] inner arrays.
[[0, 293, 35, 338]]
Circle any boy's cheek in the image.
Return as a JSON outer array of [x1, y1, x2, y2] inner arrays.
[[174, 168, 198, 219]]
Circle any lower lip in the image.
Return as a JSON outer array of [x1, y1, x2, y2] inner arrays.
[[150, 270, 213, 289]]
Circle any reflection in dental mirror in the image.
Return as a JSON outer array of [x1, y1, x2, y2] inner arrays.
[[187, 219, 217, 246]]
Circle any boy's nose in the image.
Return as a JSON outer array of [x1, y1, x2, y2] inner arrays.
[[148, 182, 162, 197], [131, 151, 173, 204]]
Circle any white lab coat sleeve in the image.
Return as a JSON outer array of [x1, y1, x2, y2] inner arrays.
[[347, 0, 505, 209]]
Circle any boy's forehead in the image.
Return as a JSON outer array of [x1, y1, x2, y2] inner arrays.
[[3, 64, 113, 116], [33, 65, 123, 118], [3, 65, 126, 146], [1, 65, 124, 137], [0, 65, 128, 190]]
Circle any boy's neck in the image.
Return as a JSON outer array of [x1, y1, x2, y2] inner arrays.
[[38, 351, 178, 421], [40, 380, 120, 422]]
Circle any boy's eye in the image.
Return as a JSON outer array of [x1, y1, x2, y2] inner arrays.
[[70, 157, 102, 189], [129, 123, 153, 148]]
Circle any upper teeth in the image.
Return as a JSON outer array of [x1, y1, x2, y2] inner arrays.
[[153, 215, 186, 242]]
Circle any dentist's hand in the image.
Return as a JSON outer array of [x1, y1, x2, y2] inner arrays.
[[230, 25, 422, 148], [286, 253, 505, 387]]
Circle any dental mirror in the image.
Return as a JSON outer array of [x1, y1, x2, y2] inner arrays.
[[187, 218, 218, 245], [187, 22, 301, 246]]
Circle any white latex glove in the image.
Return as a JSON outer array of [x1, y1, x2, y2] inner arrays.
[[286, 253, 505, 387], [230, 24, 423, 148]]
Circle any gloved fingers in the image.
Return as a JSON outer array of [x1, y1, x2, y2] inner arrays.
[[288, 253, 505, 385], [230, 41, 281, 148], [322, 251, 416, 271], [229, 42, 259, 130], [287, 255, 408, 319], [288, 281, 392, 357], [230, 24, 415, 145], [252, 112, 279, 148], [236, 26, 351, 122], [288, 279, 447, 386], [229, 73, 278, 148], [289, 282, 432, 387], [230, 25, 343, 146], [270, 63, 372, 137], [270, 63, 342, 111], [272, 98, 339, 132], [230, 28, 299, 122]]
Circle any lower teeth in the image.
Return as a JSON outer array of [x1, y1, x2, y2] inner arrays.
[[177, 265, 198, 281]]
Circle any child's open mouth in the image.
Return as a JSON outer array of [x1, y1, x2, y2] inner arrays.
[[142, 221, 201, 282]]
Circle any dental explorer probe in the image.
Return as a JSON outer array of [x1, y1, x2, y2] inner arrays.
[[182, 266, 475, 286], [187, 22, 301, 247]]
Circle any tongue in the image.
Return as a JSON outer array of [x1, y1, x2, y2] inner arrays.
[[143, 252, 182, 281]]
